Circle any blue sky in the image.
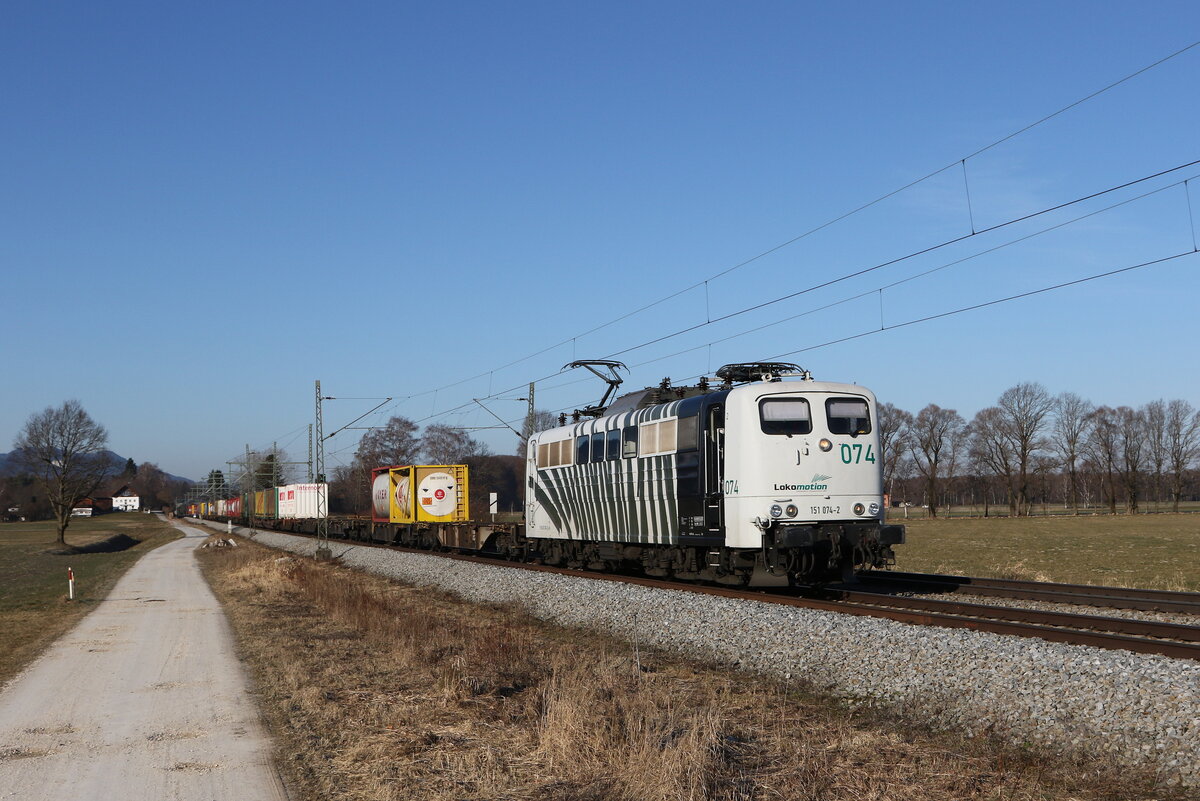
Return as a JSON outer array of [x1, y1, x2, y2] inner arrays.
[[2, 1, 1198, 481]]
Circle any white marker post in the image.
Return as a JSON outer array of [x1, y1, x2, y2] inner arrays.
[[68, 567, 75, 600]]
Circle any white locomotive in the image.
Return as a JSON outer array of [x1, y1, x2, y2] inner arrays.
[[526, 362, 903, 585]]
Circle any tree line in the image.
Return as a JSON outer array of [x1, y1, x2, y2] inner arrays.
[[880, 383, 1200, 516], [328, 419, 523, 515]]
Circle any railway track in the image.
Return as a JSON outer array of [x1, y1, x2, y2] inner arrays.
[[854, 569, 1200, 614], [206, 520, 1200, 661]]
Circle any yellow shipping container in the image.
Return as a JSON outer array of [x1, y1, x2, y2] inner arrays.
[[385, 465, 469, 524]]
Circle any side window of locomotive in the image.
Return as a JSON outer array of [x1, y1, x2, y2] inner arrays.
[[541, 439, 573, 468], [622, 425, 638, 458], [576, 435, 590, 464], [638, 419, 678, 456], [639, 422, 658, 456], [759, 398, 812, 435], [590, 432, 605, 463], [606, 428, 621, 460], [657, 419, 676, 454], [826, 398, 872, 436], [676, 415, 698, 450]]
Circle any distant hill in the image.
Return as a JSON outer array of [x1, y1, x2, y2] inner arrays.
[[0, 450, 192, 485]]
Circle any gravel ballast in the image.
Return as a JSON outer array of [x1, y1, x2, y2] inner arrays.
[[206, 523, 1200, 787]]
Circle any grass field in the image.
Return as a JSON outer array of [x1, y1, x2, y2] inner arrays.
[[0, 514, 180, 687], [891, 513, 1200, 590], [199, 538, 1184, 801], [888, 501, 1200, 519]]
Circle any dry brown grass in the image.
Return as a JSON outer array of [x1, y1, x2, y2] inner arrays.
[[199, 541, 1181, 801]]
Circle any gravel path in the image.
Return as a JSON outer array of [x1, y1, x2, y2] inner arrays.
[[219, 522, 1200, 787], [0, 523, 288, 801]]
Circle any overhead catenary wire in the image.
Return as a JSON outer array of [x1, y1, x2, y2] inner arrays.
[[377, 158, 1200, 432], [593, 159, 1200, 363], [348, 39, 1200, 415], [767, 250, 1200, 362], [363, 156, 1200, 443], [325, 245, 1200, 438], [391, 157, 1200, 435]]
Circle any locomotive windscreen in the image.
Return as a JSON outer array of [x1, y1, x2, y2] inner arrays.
[[826, 398, 871, 435], [759, 398, 812, 435]]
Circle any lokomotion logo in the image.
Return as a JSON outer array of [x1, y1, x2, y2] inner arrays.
[[774, 474, 832, 492]]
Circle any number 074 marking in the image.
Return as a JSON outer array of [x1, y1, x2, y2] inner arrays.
[[840, 443, 876, 464]]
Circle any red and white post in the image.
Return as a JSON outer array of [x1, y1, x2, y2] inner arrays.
[[68, 567, 74, 600]]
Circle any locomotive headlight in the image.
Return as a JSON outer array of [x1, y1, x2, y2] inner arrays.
[[769, 504, 783, 518], [868, 502, 880, 516], [853, 503, 865, 516], [819, 438, 833, 452], [785, 504, 798, 518]]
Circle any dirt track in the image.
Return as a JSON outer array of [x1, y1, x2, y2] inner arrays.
[[0, 522, 287, 800]]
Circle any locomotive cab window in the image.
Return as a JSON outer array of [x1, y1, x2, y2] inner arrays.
[[827, 398, 871, 436], [759, 398, 812, 435]]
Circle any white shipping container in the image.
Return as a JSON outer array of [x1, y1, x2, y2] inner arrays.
[[277, 483, 328, 519], [217, 499, 228, 517]]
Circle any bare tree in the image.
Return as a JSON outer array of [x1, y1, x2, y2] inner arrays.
[[1142, 400, 1168, 508], [244, 448, 291, 490], [1084, 407, 1120, 514], [876, 402, 912, 503], [996, 383, 1055, 516], [939, 416, 970, 514], [1114, 406, 1147, 513], [969, 406, 1016, 514], [517, 409, 561, 458], [1165, 399, 1200, 512], [421, 424, 490, 464], [909, 404, 966, 519], [355, 416, 421, 468], [13, 400, 115, 545], [1053, 392, 1094, 513], [129, 461, 186, 512]]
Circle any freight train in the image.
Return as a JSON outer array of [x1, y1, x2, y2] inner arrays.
[[196, 363, 903, 585]]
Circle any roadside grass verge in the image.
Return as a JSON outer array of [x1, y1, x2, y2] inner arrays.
[[199, 539, 1177, 801], [0, 514, 181, 687], [893, 514, 1200, 591]]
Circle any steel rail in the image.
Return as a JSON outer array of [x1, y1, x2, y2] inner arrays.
[[857, 570, 1200, 614], [830, 590, 1200, 643]]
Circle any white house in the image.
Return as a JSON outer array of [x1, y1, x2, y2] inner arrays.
[[112, 486, 140, 512]]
